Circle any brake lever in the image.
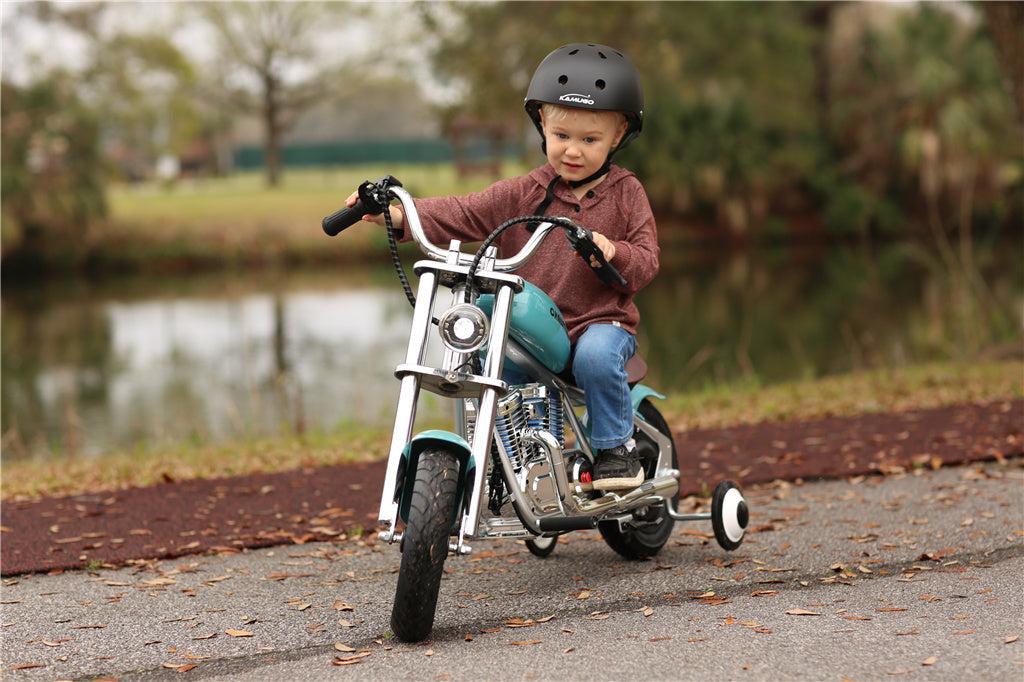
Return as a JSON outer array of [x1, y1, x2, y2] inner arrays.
[[564, 224, 628, 288]]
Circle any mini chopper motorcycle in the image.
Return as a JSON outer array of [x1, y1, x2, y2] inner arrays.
[[323, 176, 749, 642]]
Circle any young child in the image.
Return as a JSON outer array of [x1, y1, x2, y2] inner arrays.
[[347, 43, 659, 491]]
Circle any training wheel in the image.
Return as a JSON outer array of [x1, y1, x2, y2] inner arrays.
[[711, 481, 748, 551], [525, 535, 558, 558]]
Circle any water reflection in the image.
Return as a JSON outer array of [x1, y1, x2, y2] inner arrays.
[[2, 243, 1020, 460]]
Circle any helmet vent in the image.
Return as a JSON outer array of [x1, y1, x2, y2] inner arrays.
[[568, 49, 579, 55], [558, 75, 568, 85], [598, 51, 607, 59], [595, 79, 606, 90]]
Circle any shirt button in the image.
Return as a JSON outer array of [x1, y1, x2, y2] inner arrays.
[[585, 190, 595, 199]]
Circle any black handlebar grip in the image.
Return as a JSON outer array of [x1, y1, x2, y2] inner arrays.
[[322, 200, 367, 236]]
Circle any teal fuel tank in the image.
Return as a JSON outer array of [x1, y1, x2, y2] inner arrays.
[[477, 281, 571, 374]]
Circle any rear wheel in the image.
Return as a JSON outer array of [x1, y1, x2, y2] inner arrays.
[[390, 447, 460, 642], [525, 535, 558, 557], [598, 400, 678, 560]]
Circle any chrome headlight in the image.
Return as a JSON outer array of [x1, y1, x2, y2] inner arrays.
[[438, 304, 489, 353]]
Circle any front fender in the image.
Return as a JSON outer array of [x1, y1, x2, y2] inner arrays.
[[396, 429, 476, 525]]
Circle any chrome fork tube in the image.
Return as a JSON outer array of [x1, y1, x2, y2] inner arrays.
[[463, 283, 514, 537], [378, 272, 438, 525]]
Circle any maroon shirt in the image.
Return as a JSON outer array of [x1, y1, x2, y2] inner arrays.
[[407, 164, 659, 342]]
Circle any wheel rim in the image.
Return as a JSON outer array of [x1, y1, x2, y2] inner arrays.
[[721, 487, 748, 542]]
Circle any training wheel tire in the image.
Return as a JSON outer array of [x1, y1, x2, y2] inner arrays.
[[525, 535, 558, 558], [711, 480, 748, 551]]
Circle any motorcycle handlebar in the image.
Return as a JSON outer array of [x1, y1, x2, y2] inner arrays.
[[322, 201, 368, 236], [323, 180, 627, 287]]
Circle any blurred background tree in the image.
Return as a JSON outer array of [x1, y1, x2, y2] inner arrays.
[[196, 2, 352, 187], [422, 1, 1021, 242], [2, 1, 1020, 253]]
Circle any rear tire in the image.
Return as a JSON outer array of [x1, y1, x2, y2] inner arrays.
[[390, 447, 460, 642], [598, 400, 678, 560], [525, 535, 558, 557]]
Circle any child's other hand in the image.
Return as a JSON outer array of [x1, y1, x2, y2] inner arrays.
[[344, 191, 404, 230], [589, 231, 617, 267]]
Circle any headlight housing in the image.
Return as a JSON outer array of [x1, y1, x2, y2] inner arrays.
[[438, 304, 489, 353]]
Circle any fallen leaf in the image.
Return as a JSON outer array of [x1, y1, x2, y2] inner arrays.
[[785, 608, 820, 616], [332, 600, 355, 611], [896, 629, 919, 636], [576, 590, 591, 600], [751, 590, 778, 597], [224, 629, 253, 637], [1005, 635, 1019, 644], [191, 633, 217, 640], [650, 636, 672, 642], [563, 647, 575, 654], [9, 663, 46, 670], [921, 656, 937, 666], [641, 606, 654, 617], [876, 607, 909, 613], [332, 652, 371, 666], [334, 643, 355, 652], [510, 640, 542, 646], [338, 619, 355, 628]]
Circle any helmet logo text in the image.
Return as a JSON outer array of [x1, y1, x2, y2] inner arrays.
[[558, 93, 595, 105]]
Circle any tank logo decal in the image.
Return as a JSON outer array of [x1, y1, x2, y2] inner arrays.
[[549, 307, 568, 331]]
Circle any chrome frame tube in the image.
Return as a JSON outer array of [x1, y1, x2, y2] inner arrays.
[[522, 428, 570, 515], [462, 283, 515, 537], [378, 271, 438, 526]]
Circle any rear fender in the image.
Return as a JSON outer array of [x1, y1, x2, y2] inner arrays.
[[396, 430, 476, 526], [630, 384, 666, 417]]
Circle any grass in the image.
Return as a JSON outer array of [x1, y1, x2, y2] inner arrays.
[[2, 360, 1019, 501], [661, 360, 1022, 431], [93, 163, 528, 269]]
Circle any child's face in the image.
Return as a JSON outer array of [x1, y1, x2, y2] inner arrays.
[[540, 107, 627, 183]]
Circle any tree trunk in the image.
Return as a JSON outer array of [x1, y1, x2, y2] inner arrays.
[[263, 72, 282, 188], [980, 2, 1024, 132]]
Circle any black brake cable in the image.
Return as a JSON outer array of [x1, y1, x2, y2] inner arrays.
[[382, 198, 417, 310], [465, 215, 579, 301]]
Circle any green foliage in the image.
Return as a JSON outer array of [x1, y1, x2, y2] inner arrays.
[[1, 75, 107, 253], [426, 2, 1020, 239]]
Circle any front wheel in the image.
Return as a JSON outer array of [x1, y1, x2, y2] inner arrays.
[[598, 400, 678, 560], [390, 447, 460, 642]]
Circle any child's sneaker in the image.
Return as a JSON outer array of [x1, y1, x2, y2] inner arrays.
[[593, 439, 643, 491]]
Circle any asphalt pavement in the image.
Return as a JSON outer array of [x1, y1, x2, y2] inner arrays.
[[2, 460, 1022, 681]]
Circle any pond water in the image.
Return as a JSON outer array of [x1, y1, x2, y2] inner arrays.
[[3, 242, 1020, 460]]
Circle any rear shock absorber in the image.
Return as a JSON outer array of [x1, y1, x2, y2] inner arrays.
[[546, 390, 564, 447]]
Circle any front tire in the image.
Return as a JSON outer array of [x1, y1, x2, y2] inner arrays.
[[390, 447, 460, 642], [598, 400, 678, 560]]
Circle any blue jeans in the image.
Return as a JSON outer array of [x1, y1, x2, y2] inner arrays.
[[503, 323, 636, 450]]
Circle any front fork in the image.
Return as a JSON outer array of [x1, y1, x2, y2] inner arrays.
[[377, 271, 516, 548]]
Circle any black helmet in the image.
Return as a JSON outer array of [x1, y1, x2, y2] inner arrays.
[[524, 43, 644, 153]]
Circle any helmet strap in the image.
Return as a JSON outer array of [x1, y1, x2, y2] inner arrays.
[[565, 156, 612, 188]]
